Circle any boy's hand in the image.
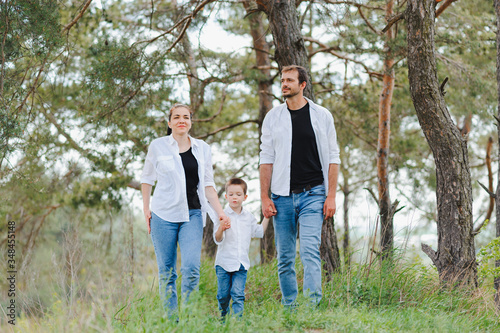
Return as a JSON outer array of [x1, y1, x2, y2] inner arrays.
[[221, 220, 231, 231]]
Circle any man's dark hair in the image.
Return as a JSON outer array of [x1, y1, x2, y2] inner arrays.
[[225, 177, 248, 195], [281, 65, 308, 86]]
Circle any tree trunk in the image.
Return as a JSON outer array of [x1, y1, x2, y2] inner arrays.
[[179, 36, 203, 112], [257, 0, 314, 99], [342, 168, 351, 267], [407, 0, 477, 286], [320, 217, 342, 278], [243, 1, 276, 264], [172, 0, 203, 113], [203, 216, 217, 258], [494, 0, 500, 307], [378, 0, 396, 260]]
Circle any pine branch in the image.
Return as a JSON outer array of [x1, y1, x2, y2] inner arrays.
[[304, 37, 375, 75], [193, 85, 228, 122], [323, 0, 385, 11], [436, 0, 458, 18], [196, 120, 259, 140], [381, 12, 405, 34], [62, 0, 93, 33], [358, 7, 382, 35]]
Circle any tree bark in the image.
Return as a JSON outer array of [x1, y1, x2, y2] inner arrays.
[[342, 168, 351, 267], [243, 1, 276, 263], [494, 0, 500, 307], [320, 217, 342, 278], [203, 216, 217, 258], [256, 0, 314, 100], [172, 0, 203, 113], [407, 0, 477, 286], [378, 0, 396, 260]]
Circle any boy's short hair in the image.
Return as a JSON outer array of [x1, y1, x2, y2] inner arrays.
[[225, 177, 248, 195]]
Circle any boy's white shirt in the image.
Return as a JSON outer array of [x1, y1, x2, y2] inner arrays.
[[213, 205, 264, 272]]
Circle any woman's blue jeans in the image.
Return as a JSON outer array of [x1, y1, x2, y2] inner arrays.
[[215, 264, 247, 318], [272, 184, 325, 306], [150, 210, 203, 314]]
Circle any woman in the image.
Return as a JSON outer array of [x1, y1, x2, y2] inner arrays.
[[141, 104, 229, 314]]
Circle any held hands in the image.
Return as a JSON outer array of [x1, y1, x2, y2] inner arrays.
[[219, 214, 231, 231], [262, 196, 277, 218], [144, 208, 152, 234], [323, 195, 336, 219]]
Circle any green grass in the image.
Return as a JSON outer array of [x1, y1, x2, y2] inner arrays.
[[7, 256, 498, 332]]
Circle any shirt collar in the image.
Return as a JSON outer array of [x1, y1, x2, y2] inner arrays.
[[165, 135, 199, 147], [224, 205, 245, 216]]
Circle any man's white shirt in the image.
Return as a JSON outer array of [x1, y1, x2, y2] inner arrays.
[[259, 97, 341, 196]]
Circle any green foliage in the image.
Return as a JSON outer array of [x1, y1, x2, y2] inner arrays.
[[0, 110, 22, 160], [1, 0, 63, 61], [478, 237, 500, 282]]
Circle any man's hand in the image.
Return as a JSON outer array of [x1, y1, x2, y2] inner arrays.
[[323, 195, 336, 219], [262, 196, 277, 218]]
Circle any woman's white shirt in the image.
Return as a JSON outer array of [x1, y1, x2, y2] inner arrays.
[[141, 135, 218, 226]]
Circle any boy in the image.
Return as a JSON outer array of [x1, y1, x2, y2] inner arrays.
[[213, 177, 269, 318]]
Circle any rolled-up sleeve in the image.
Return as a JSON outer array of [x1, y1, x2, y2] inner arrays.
[[252, 220, 264, 239], [259, 113, 275, 165], [327, 112, 341, 164], [140, 149, 157, 185], [213, 218, 225, 245], [203, 144, 216, 189]]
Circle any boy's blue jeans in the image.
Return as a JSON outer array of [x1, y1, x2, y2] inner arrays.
[[215, 264, 247, 317], [271, 184, 325, 306], [150, 210, 203, 314]]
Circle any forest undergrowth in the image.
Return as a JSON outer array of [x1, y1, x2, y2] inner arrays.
[[1, 218, 499, 332]]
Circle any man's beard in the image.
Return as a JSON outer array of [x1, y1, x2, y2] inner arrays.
[[282, 89, 299, 98]]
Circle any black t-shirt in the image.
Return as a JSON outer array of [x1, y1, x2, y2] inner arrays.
[[180, 147, 201, 209], [289, 103, 323, 190]]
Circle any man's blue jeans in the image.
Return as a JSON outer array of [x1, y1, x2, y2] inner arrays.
[[215, 264, 247, 317], [150, 210, 203, 314], [272, 184, 325, 306]]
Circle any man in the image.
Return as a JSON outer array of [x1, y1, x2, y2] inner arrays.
[[260, 65, 340, 306]]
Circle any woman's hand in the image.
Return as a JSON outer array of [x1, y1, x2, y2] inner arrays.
[[141, 184, 153, 234], [144, 207, 152, 234]]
